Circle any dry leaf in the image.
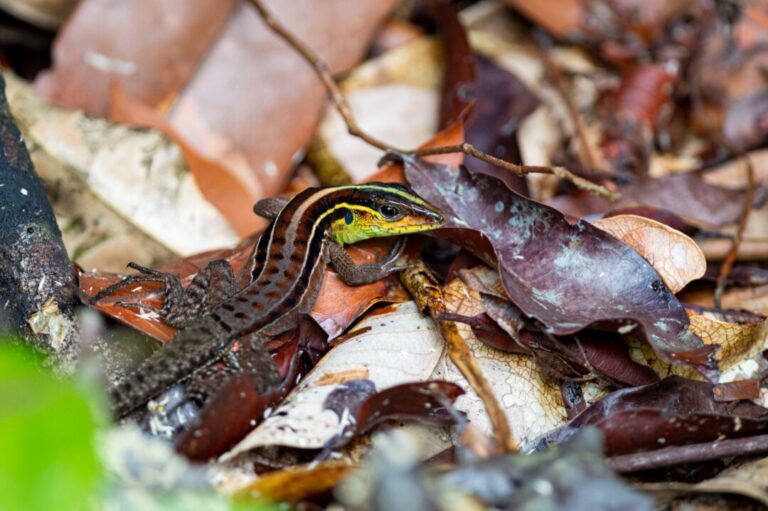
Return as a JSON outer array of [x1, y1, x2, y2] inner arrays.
[[721, 285, 768, 316], [222, 301, 445, 458], [593, 214, 706, 293], [433, 277, 567, 448], [37, 0, 398, 231], [311, 38, 441, 183], [628, 311, 767, 382], [237, 461, 353, 502], [5, 72, 236, 272]]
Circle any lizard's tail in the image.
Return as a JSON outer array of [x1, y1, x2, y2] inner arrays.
[[109, 320, 230, 418]]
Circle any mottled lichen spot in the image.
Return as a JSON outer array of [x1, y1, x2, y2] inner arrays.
[[494, 201, 505, 213], [530, 287, 566, 308], [553, 236, 592, 274]]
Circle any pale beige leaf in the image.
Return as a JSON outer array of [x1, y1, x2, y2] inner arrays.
[[433, 277, 566, 447], [5, 72, 237, 272], [312, 38, 441, 183], [221, 301, 445, 458], [594, 214, 706, 293]]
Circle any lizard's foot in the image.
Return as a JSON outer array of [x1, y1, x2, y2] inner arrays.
[[378, 236, 411, 274], [90, 259, 237, 329]]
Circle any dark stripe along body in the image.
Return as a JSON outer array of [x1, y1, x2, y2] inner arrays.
[[109, 183, 444, 417]]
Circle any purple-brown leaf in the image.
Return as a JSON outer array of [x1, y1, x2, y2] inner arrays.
[[396, 155, 717, 378], [546, 376, 768, 456]]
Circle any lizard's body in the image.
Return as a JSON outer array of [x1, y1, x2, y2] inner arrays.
[[102, 183, 444, 418]]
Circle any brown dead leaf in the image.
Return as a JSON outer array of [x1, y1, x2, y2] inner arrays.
[[704, 152, 768, 190], [593, 214, 706, 293], [721, 285, 768, 316], [37, 0, 398, 231], [504, 0, 586, 40]]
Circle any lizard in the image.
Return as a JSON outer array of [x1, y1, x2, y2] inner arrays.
[[92, 183, 445, 418]]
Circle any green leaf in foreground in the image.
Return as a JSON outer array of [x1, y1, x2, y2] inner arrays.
[[0, 341, 277, 511], [0, 342, 103, 511]]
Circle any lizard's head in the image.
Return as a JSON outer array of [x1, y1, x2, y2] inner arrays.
[[330, 182, 445, 245]]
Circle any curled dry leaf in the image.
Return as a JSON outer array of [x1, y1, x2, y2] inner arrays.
[[37, 0, 399, 231], [396, 154, 717, 379], [593, 214, 706, 293]]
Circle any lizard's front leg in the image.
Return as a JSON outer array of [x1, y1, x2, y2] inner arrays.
[[91, 259, 236, 329], [329, 237, 409, 286]]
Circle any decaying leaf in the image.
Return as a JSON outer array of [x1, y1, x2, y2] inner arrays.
[[593, 214, 706, 293], [546, 376, 768, 456], [433, 277, 567, 448], [396, 155, 717, 378]]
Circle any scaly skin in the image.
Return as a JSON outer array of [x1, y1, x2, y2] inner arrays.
[[105, 183, 445, 418]]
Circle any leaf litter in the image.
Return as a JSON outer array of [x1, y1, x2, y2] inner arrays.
[[5, 0, 768, 510]]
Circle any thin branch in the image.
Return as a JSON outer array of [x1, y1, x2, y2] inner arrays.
[[248, 0, 617, 200], [533, 29, 600, 173], [715, 154, 755, 307], [400, 257, 518, 453], [609, 432, 768, 473]]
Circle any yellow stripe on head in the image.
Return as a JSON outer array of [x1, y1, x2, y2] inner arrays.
[[328, 183, 444, 246]]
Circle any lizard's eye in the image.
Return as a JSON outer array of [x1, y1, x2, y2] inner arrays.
[[380, 204, 401, 219]]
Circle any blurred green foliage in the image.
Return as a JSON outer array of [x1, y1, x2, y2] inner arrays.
[[0, 342, 103, 511], [0, 341, 276, 511]]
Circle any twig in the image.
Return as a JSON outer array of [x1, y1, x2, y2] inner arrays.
[[715, 154, 755, 307], [248, 0, 616, 200], [609, 432, 768, 473], [399, 257, 518, 452], [533, 29, 600, 173]]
